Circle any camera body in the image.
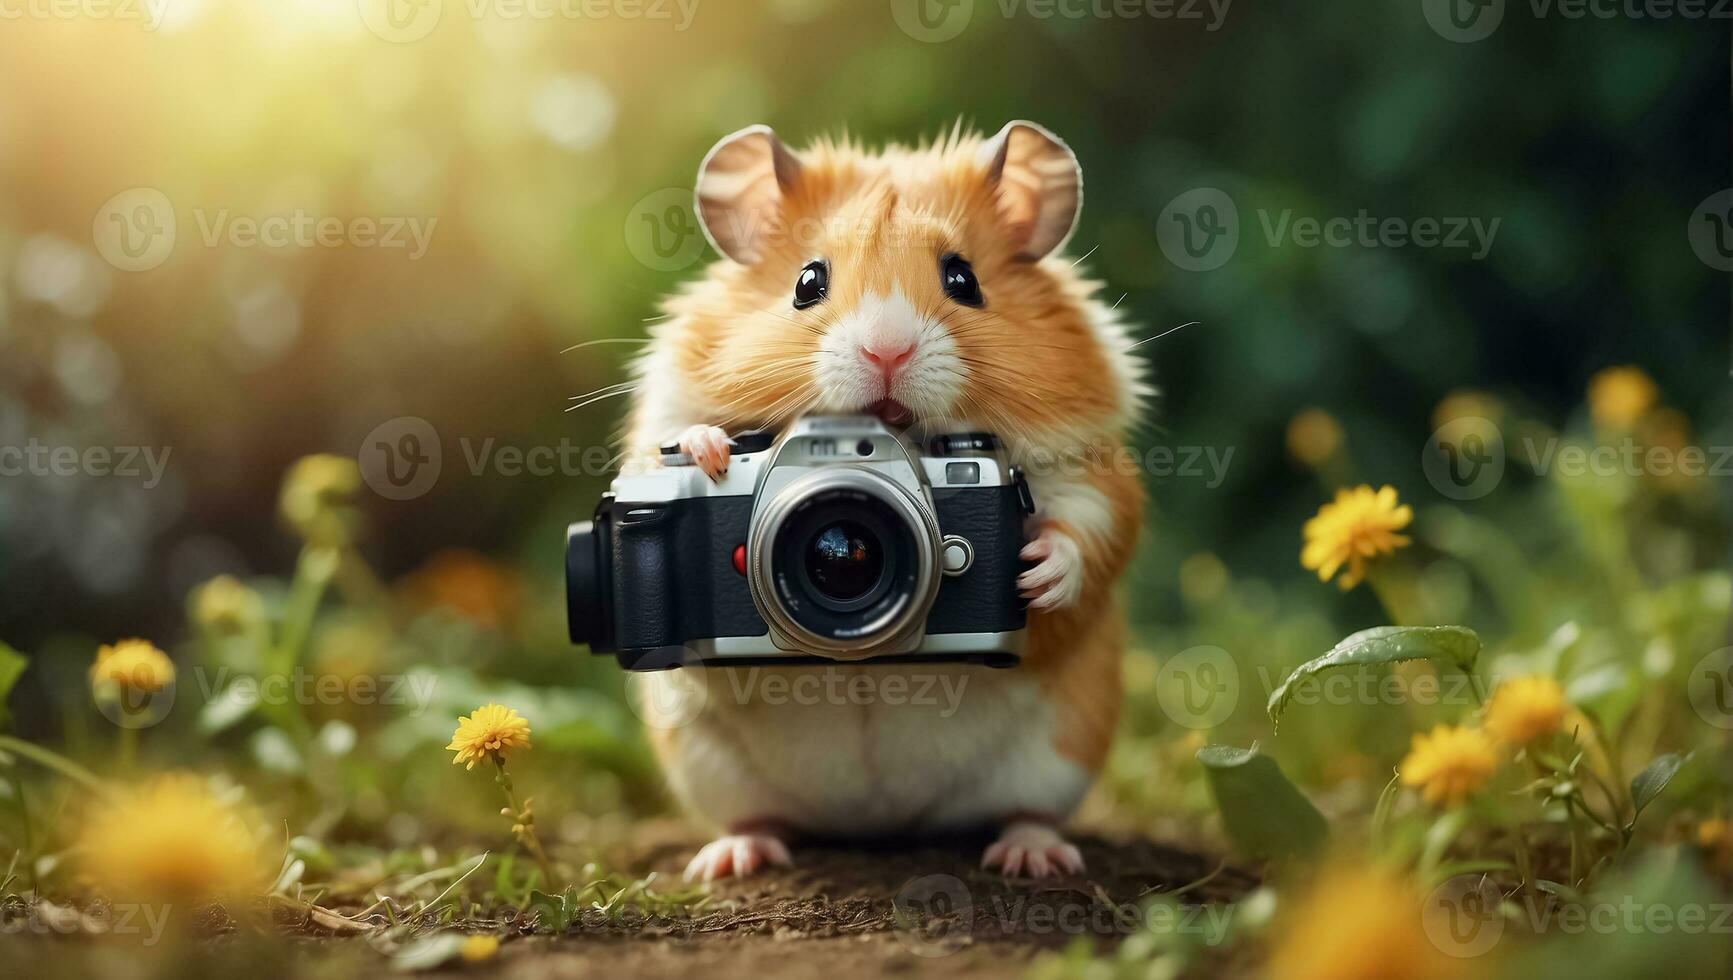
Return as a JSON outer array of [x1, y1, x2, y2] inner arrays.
[[567, 416, 1034, 669]]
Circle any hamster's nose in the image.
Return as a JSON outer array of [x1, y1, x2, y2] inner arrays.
[[859, 341, 914, 382]]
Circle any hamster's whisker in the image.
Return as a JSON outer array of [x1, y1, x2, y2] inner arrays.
[[564, 385, 639, 412], [560, 338, 652, 353], [567, 381, 638, 401], [1126, 321, 1199, 351]]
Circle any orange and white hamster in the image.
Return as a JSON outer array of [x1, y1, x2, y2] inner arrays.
[[623, 121, 1147, 880]]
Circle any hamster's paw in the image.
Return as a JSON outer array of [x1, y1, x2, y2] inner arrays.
[[682, 833, 793, 882], [982, 822, 1085, 879], [677, 424, 733, 481], [1017, 525, 1084, 610]]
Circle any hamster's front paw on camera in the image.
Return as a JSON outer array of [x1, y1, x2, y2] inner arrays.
[[677, 424, 732, 481], [1017, 524, 1084, 611]]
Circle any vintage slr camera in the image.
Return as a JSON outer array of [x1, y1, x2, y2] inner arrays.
[[566, 416, 1034, 669]]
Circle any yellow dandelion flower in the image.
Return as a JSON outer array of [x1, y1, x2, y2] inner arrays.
[[1483, 675, 1566, 744], [460, 934, 500, 962], [279, 454, 362, 546], [1587, 365, 1657, 430], [447, 703, 532, 770], [1286, 409, 1344, 468], [1400, 724, 1498, 807], [90, 639, 174, 694], [190, 575, 265, 635], [80, 774, 267, 904], [1268, 866, 1456, 980], [1300, 485, 1413, 590]]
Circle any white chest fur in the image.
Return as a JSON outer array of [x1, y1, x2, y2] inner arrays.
[[642, 664, 1091, 837]]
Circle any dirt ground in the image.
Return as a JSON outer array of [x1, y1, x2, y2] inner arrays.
[[2, 827, 1253, 980], [430, 826, 1256, 980]]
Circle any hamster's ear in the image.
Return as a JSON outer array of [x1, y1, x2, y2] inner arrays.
[[979, 121, 1082, 260], [695, 125, 802, 265]]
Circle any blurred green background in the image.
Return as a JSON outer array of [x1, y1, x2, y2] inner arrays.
[[0, 1, 1726, 835]]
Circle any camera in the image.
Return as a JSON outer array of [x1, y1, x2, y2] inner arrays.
[[566, 416, 1035, 669]]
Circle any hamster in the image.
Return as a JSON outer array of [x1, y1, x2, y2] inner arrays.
[[622, 121, 1148, 880]]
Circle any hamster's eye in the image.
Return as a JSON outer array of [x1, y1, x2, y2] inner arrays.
[[793, 260, 829, 310], [940, 253, 983, 307]]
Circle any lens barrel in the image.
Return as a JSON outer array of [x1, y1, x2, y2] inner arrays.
[[565, 516, 614, 652], [749, 468, 941, 657]]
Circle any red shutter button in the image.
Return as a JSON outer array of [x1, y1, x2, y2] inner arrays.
[[732, 544, 747, 575]]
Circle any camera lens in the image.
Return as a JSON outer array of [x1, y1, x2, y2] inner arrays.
[[805, 521, 885, 603], [754, 473, 940, 653]]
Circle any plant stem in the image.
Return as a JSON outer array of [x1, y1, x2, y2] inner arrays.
[[116, 726, 137, 772], [492, 757, 556, 888]]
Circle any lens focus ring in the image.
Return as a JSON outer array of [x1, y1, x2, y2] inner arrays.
[[747, 469, 941, 658]]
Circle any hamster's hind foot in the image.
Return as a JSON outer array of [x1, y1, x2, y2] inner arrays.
[[682, 832, 793, 882], [981, 821, 1085, 879]]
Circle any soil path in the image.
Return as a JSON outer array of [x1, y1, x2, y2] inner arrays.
[[444, 828, 1255, 980]]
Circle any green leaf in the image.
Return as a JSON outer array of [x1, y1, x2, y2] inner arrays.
[[1266, 625, 1482, 727], [526, 887, 579, 933], [0, 643, 28, 732], [1628, 753, 1687, 824], [1197, 744, 1327, 862], [1534, 878, 1588, 906]]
